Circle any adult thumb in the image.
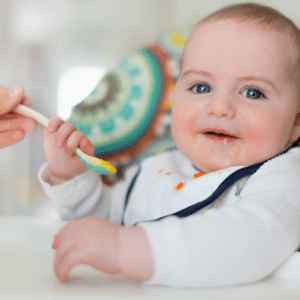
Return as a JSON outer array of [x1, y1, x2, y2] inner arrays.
[[0, 85, 24, 115]]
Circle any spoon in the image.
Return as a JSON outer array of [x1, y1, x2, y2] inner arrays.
[[13, 104, 117, 175]]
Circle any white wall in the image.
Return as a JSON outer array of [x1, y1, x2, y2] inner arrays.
[[0, 0, 299, 216]]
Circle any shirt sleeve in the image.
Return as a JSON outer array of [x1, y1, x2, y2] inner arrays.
[[38, 163, 107, 220], [139, 148, 300, 287], [38, 162, 139, 223]]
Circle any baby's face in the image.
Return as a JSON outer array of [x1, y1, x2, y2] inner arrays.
[[171, 20, 300, 173]]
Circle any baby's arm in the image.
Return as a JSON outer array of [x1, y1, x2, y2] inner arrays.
[[39, 154, 139, 221], [138, 149, 300, 287], [52, 217, 154, 283], [51, 149, 300, 286], [42, 117, 95, 185]]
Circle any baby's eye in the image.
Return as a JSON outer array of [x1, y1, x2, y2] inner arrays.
[[191, 84, 212, 94], [241, 88, 264, 99]]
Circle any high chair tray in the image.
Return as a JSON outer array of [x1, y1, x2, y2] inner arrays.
[[0, 215, 299, 300]]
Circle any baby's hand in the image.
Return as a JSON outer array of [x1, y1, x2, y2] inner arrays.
[[42, 117, 95, 185], [52, 217, 121, 283]]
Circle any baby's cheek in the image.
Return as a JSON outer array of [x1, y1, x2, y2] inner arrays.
[[243, 109, 271, 142], [173, 101, 199, 128], [244, 115, 282, 162]]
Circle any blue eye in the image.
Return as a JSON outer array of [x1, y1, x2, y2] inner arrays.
[[242, 88, 264, 99], [191, 84, 211, 94]]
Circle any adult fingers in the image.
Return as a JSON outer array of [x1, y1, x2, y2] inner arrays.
[[0, 114, 37, 133], [21, 95, 32, 106], [0, 115, 38, 149], [0, 85, 25, 115], [0, 130, 25, 148]]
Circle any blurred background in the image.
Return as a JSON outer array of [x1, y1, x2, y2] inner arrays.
[[0, 0, 299, 218]]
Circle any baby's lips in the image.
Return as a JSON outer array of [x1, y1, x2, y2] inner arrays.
[[202, 128, 237, 137]]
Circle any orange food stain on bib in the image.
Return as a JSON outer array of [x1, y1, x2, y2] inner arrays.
[[193, 172, 205, 178]]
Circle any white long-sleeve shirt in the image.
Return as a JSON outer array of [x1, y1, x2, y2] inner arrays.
[[39, 147, 300, 287]]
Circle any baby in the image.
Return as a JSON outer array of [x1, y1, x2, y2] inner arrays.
[[39, 3, 300, 287]]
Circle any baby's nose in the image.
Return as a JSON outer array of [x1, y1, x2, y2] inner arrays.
[[205, 96, 235, 119]]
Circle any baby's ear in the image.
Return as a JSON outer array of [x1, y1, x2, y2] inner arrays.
[[289, 112, 300, 143]]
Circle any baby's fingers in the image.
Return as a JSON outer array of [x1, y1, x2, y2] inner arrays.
[[52, 219, 81, 249], [54, 121, 77, 148], [79, 137, 95, 156], [65, 131, 87, 156], [55, 247, 84, 283], [47, 116, 64, 133]]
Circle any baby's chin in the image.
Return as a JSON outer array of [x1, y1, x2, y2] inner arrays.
[[194, 148, 285, 173], [190, 150, 246, 173]]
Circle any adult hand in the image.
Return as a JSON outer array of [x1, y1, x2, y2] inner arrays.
[[0, 85, 37, 148]]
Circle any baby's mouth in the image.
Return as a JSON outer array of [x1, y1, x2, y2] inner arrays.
[[203, 130, 238, 144]]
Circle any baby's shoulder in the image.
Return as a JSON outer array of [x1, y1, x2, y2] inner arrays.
[[258, 147, 300, 174], [244, 147, 300, 192]]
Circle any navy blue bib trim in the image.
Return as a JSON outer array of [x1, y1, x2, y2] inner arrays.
[[152, 161, 264, 222], [121, 166, 141, 226], [121, 146, 293, 226]]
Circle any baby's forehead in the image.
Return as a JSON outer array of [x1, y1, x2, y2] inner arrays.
[[191, 19, 292, 42], [183, 19, 300, 79]]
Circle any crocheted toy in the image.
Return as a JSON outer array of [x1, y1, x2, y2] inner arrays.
[[68, 29, 189, 183]]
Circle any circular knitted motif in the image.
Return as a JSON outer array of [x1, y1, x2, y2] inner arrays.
[[69, 48, 166, 156], [68, 30, 188, 183]]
